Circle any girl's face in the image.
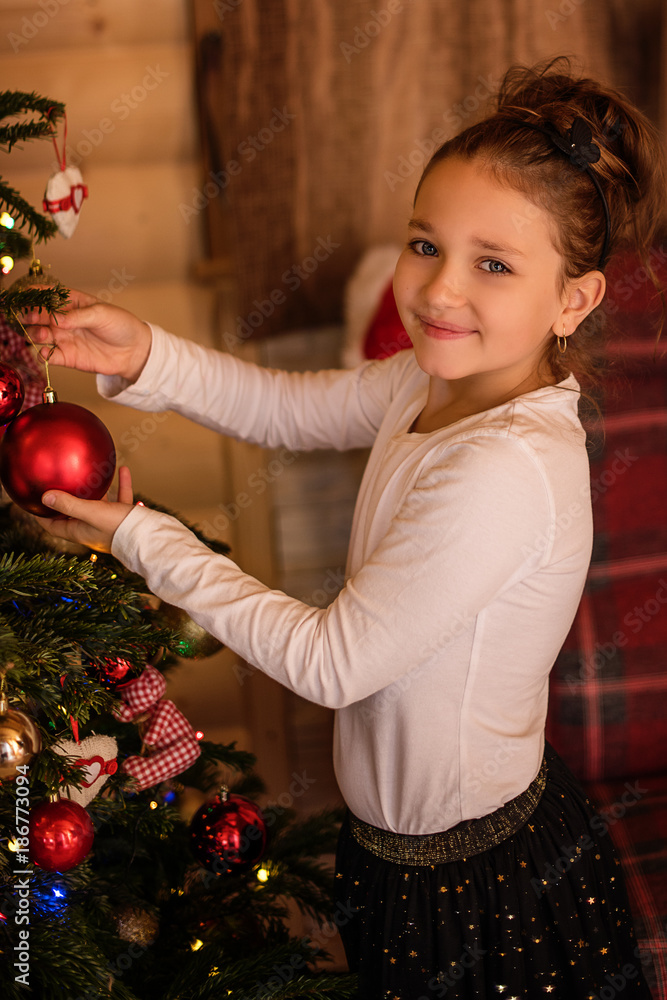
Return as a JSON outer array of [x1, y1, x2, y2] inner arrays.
[[393, 156, 575, 403]]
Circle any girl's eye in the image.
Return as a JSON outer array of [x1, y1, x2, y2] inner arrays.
[[408, 239, 438, 257], [480, 258, 511, 275]]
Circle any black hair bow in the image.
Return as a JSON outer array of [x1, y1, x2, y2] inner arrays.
[[549, 117, 601, 169]]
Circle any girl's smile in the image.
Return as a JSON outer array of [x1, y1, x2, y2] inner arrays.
[[418, 315, 478, 340]]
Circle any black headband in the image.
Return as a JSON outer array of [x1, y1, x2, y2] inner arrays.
[[515, 117, 611, 270]]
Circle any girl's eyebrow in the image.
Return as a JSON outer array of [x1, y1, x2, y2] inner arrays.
[[407, 217, 433, 233], [407, 219, 526, 260], [471, 236, 526, 258]]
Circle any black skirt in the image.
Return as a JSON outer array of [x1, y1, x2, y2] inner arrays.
[[334, 742, 653, 999]]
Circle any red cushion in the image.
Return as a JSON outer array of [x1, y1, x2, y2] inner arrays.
[[362, 281, 411, 360]]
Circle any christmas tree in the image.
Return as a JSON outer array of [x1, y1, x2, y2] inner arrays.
[[0, 90, 356, 999]]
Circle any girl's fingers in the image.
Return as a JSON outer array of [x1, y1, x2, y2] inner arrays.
[[41, 490, 97, 522], [117, 466, 134, 505]]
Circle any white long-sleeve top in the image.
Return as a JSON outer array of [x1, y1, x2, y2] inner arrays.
[[100, 325, 593, 835]]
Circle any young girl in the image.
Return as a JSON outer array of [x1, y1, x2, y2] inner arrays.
[[27, 59, 664, 998]]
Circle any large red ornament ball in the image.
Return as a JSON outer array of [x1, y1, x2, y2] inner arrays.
[[190, 791, 267, 875], [0, 400, 116, 517], [0, 363, 24, 425], [29, 798, 95, 872]]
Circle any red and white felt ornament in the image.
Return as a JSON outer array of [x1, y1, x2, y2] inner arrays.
[[43, 165, 88, 238], [115, 665, 201, 791], [42, 115, 88, 238], [53, 734, 118, 808]]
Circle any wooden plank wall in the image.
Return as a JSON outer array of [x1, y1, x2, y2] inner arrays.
[[0, 0, 266, 785]]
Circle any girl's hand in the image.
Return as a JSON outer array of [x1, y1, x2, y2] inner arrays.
[[36, 466, 137, 553], [22, 289, 152, 383]]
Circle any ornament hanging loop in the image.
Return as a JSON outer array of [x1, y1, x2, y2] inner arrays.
[[48, 107, 68, 173], [9, 309, 58, 399]]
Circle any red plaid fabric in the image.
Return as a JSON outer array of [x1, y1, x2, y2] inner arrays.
[[115, 665, 167, 721], [0, 313, 46, 408], [142, 698, 198, 748], [116, 666, 201, 790], [122, 736, 200, 791], [546, 320, 667, 782]]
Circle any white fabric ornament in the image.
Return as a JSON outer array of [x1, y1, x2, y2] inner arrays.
[[53, 734, 118, 807], [43, 165, 88, 238]]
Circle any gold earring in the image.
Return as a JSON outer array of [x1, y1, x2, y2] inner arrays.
[[556, 324, 568, 354]]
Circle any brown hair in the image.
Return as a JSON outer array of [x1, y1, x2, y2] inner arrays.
[[416, 57, 667, 386]]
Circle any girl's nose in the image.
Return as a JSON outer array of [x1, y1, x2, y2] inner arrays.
[[423, 262, 467, 308]]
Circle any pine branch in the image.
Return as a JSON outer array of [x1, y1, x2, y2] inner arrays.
[[0, 226, 31, 260], [0, 90, 64, 124], [179, 740, 257, 792], [0, 180, 57, 241], [161, 938, 357, 1000], [1, 282, 69, 320], [0, 120, 59, 153]]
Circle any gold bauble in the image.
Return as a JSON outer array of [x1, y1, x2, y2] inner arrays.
[[158, 602, 223, 660], [8, 257, 60, 292], [0, 694, 42, 779], [116, 905, 159, 947]]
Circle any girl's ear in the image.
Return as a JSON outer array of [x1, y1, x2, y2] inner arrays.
[[555, 271, 606, 336]]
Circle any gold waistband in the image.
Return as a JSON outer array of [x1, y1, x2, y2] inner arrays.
[[349, 757, 548, 866]]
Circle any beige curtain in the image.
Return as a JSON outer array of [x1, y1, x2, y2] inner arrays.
[[194, 0, 663, 338]]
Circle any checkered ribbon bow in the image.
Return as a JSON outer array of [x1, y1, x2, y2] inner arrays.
[[115, 665, 201, 791]]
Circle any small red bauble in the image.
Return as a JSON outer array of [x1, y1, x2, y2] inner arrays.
[[89, 656, 137, 690], [29, 798, 95, 872], [0, 363, 24, 425], [190, 789, 267, 875], [0, 397, 116, 517]]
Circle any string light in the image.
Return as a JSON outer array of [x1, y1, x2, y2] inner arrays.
[[0, 212, 14, 228], [195, 730, 204, 741], [256, 866, 270, 883], [190, 939, 203, 951], [1, 255, 14, 274], [149, 800, 158, 810], [7, 838, 19, 852]]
